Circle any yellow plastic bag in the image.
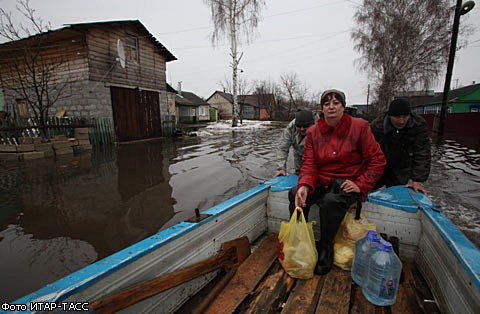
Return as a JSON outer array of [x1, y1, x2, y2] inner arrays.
[[277, 207, 317, 279], [333, 232, 355, 270], [334, 211, 376, 270]]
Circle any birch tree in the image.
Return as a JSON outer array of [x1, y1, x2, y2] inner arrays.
[[351, 0, 458, 111], [204, 0, 266, 127]]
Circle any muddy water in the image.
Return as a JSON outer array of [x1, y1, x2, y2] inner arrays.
[[0, 122, 479, 302]]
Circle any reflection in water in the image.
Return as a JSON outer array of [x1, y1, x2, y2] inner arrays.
[[427, 136, 480, 248], [0, 141, 177, 301], [0, 123, 479, 302]]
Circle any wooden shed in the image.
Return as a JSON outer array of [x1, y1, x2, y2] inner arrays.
[[0, 20, 176, 142]]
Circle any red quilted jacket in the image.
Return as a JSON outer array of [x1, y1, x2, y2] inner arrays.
[[298, 114, 386, 199]]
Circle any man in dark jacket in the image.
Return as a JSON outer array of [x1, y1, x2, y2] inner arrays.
[[274, 110, 318, 177], [370, 98, 431, 194]]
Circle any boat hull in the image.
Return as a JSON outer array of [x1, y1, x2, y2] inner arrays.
[[5, 175, 480, 314]]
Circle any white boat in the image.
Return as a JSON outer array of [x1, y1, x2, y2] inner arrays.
[[4, 174, 479, 313]]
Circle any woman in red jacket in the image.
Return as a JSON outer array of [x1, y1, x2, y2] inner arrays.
[[292, 89, 386, 275]]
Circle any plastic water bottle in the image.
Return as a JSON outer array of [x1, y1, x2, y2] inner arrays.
[[362, 239, 402, 306], [351, 230, 381, 286]]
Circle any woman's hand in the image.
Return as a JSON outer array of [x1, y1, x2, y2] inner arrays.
[[295, 185, 310, 207], [340, 179, 360, 193]]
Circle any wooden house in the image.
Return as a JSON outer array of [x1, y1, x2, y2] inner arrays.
[[0, 20, 176, 142], [181, 91, 210, 122], [206, 91, 275, 120], [175, 93, 198, 124]]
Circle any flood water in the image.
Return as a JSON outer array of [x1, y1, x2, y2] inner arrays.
[[1, 120, 479, 302]]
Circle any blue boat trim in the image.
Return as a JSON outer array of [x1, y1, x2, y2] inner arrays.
[[369, 186, 480, 289], [270, 174, 298, 191], [9, 176, 289, 313], [422, 205, 480, 289], [10, 221, 197, 312], [367, 186, 440, 213]]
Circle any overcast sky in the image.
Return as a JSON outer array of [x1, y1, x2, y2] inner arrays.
[[1, 0, 479, 104]]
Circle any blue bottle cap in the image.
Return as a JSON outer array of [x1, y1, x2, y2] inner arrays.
[[366, 230, 381, 242], [379, 238, 393, 252]]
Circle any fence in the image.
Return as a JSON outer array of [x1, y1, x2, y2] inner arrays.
[[0, 116, 115, 147], [162, 115, 176, 136], [1, 113, 179, 147]]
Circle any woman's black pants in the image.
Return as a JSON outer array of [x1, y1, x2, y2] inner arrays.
[[288, 179, 359, 244]]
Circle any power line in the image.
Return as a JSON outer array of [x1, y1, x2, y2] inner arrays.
[[156, 0, 347, 36]]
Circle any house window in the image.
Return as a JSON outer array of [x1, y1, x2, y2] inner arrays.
[[125, 34, 139, 63], [199, 106, 208, 116]]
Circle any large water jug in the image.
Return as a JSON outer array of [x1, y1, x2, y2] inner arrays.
[[351, 230, 381, 286], [362, 239, 402, 306]]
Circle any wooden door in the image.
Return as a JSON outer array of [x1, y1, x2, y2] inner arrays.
[[110, 87, 162, 141]]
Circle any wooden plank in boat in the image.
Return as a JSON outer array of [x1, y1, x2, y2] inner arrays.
[[204, 233, 278, 314], [315, 267, 351, 314], [282, 275, 325, 314], [391, 263, 423, 314], [177, 268, 237, 314], [350, 284, 376, 314], [240, 263, 295, 313]]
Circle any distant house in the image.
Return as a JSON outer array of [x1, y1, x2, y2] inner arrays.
[[397, 83, 480, 114], [0, 20, 176, 142], [395, 83, 480, 137], [167, 85, 212, 124], [206, 91, 275, 120], [237, 94, 259, 120], [351, 104, 374, 115], [206, 91, 234, 119], [181, 91, 210, 122], [240, 94, 276, 120], [175, 93, 198, 124]]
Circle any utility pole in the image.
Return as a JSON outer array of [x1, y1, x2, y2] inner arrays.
[[437, 0, 475, 136]]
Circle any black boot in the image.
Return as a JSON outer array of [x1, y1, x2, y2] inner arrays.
[[315, 241, 333, 275], [315, 207, 334, 275]]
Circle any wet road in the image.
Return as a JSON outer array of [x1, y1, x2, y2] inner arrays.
[[0, 121, 479, 302]]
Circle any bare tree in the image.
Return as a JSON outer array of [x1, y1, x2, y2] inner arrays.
[[279, 72, 299, 117], [204, 0, 266, 127], [310, 91, 322, 113], [351, 0, 461, 111], [279, 72, 310, 117], [0, 0, 70, 134]]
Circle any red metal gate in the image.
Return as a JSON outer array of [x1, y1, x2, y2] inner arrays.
[[110, 87, 162, 141]]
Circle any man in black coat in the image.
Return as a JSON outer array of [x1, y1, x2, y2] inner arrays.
[[370, 98, 431, 194]]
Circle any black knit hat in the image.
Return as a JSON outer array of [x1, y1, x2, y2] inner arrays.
[[321, 89, 346, 107], [295, 110, 314, 127], [388, 98, 411, 116]]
